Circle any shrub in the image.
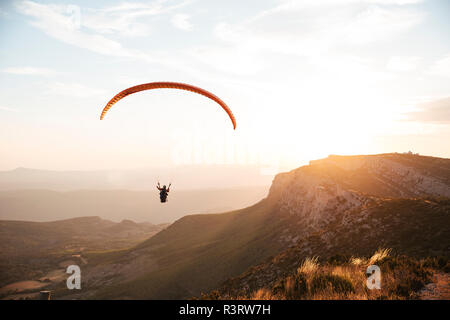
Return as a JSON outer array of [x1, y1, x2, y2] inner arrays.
[[271, 279, 285, 296], [284, 273, 308, 299], [422, 256, 450, 272]]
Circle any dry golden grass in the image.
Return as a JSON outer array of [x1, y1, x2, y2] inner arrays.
[[350, 248, 391, 266], [250, 288, 276, 300], [297, 256, 319, 274], [350, 257, 366, 266], [203, 249, 445, 300], [368, 248, 392, 265]]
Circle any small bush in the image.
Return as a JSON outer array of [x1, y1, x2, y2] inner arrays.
[[422, 256, 450, 272], [378, 255, 433, 298], [284, 273, 308, 299], [271, 279, 285, 296]]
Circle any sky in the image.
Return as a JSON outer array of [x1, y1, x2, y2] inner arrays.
[[0, 0, 449, 173]]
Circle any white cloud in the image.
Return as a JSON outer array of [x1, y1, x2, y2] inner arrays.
[[16, 1, 152, 61], [15, 1, 193, 61], [341, 6, 422, 45], [386, 56, 421, 72], [404, 97, 450, 123], [2, 66, 57, 76], [187, 45, 264, 75], [83, 1, 193, 37], [274, 0, 423, 8], [14, 0, 206, 78], [103, 0, 192, 14], [429, 55, 450, 78], [212, 2, 423, 57], [81, 11, 152, 37], [189, 0, 424, 77], [171, 13, 192, 31], [0, 106, 19, 112], [45, 82, 106, 98], [14, 0, 426, 83]]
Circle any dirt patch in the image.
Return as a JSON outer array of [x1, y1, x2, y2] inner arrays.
[[419, 273, 450, 300], [1, 292, 40, 300], [59, 260, 77, 268], [39, 269, 67, 282], [0, 281, 49, 295]]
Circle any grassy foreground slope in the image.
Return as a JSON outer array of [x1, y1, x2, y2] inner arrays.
[[201, 250, 450, 300]]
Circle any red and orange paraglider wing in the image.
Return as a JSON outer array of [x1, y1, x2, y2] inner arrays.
[[100, 82, 236, 130]]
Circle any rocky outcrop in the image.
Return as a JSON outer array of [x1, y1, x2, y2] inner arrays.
[[268, 154, 449, 221], [310, 154, 450, 197], [265, 153, 450, 245]]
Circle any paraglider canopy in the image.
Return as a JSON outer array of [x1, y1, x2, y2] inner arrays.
[[100, 82, 236, 130]]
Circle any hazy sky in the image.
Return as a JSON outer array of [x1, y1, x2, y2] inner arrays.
[[1, 0, 449, 172]]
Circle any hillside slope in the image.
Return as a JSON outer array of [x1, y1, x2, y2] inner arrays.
[[78, 200, 289, 299], [205, 197, 450, 299]]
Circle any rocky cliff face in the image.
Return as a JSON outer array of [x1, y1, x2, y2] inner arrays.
[[270, 168, 366, 226], [263, 153, 450, 248], [310, 154, 450, 197], [268, 154, 450, 224]]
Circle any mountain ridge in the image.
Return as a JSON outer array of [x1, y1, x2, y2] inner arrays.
[[0, 165, 273, 191]]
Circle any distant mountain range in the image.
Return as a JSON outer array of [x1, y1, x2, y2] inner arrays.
[[0, 165, 273, 191], [54, 153, 449, 299], [0, 186, 269, 224]]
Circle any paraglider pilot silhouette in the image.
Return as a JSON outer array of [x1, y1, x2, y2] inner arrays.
[[157, 182, 171, 203], [99, 82, 236, 205]]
